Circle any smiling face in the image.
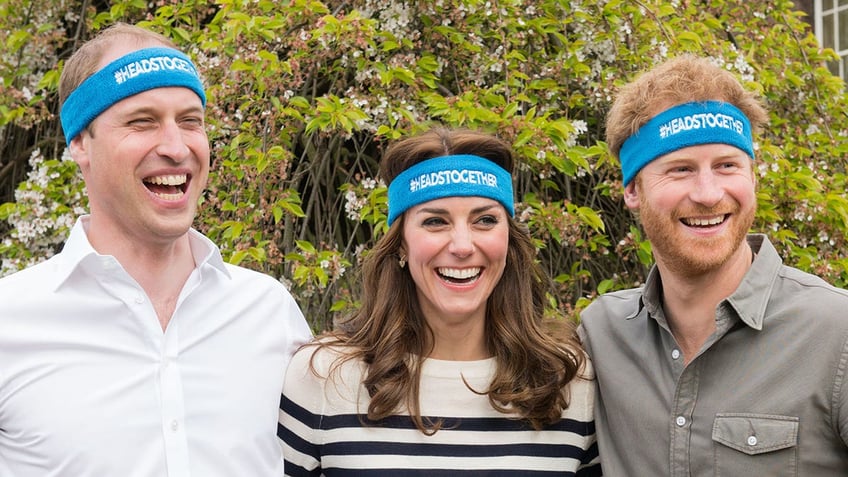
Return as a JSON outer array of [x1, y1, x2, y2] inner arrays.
[[625, 143, 756, 277], [68, 42, 209, 251], [401, 196, 509, 336]]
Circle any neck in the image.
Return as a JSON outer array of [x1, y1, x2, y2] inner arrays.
[[426, 316, 489, 361], [85, 219, 196, 331], [656, 241, 753, 363]]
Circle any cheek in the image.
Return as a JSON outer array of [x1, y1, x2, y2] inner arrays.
[[480, 231, 510, 263], [188, 133, 210, 157], [641, 186, 684, 212], [725, 177, 757, 204], [407, 238, 443, 266]]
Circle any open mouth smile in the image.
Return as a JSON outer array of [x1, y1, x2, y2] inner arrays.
[[681, 214, 728, 227], [144, 174, 188, 201], [437, 267, 481, 284]]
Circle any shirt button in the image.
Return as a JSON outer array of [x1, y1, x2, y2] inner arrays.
[[675, 416, 686, 427], [671, 349, 681, 360], [170, 420, 179, 432], [747, 435, 758, 446], [134, 295, 144, 304]]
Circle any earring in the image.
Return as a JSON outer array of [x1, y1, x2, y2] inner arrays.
[[398, 254, 407, 268]]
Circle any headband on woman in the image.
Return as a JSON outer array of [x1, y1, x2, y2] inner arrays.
[[387, 154, 515, 226], [60, 47, 207, 145], [619, 101, 754, 186]]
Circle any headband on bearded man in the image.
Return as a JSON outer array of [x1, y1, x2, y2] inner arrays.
[[60, 47, 207, 146], [387, 154, 515, 226], [619, 101, 755, 186]]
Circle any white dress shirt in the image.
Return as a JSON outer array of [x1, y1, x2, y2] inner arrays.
[[0, 216, 313, 476]]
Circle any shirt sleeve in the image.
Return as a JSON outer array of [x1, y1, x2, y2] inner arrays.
[[836, 334, 848, 447], [279, 346, 325, 476], [575, 355, 602, 476], [281, 288, 314, 364], [274, 286, 313, 395]]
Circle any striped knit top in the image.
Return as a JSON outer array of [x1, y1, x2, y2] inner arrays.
[[279, 345, 601, 476]]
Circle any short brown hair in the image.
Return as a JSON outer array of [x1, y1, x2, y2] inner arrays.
[[58, 23, 176, 108], [605, 55, 768, 159]]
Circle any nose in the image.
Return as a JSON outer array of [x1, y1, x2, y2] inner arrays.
[[689, 169, 724, 207], [155, 121, 191, 162], [448, 224, 475, 257]]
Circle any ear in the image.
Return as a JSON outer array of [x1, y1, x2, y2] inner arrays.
[[68, 133, 91, 170], [623, 180, 640, 210]]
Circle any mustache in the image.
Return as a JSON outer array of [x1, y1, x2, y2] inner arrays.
[[673, 201, 738, 219]]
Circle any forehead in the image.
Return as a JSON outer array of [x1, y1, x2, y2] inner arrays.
[[96, 40, 169, 70]]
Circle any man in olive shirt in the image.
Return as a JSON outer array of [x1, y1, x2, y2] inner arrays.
[[579, 55, 848, 475]]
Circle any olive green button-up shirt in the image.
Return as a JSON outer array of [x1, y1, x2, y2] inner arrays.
[[579, 234, 848, 476]]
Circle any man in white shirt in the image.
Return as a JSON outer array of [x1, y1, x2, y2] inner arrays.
[[0, 22, 312, 476]]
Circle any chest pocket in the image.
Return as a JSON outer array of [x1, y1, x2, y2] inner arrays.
[[712, 413, 798, 477]]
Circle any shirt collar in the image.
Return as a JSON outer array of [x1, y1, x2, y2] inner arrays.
[[724, 234, 782, 330], [635, 234, 783, 331], [50, 215, 230, 291]]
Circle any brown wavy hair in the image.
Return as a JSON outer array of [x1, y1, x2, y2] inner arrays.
[[310, 126, 586, 433], [605, 54, 769, 160]]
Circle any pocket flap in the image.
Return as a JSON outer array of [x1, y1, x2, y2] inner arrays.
[[712, 413, 798, 455]]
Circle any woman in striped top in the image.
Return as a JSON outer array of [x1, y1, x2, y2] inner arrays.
[[279, 127, 601, 476]]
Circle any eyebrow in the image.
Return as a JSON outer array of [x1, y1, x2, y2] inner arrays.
[[662, 148, 749, 162], [121, 104, 205, 117], [415, 203, 500, 216]]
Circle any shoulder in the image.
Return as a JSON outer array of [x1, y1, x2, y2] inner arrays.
[[286, 340, 364, 385], [284, 340, 367, 411], [563, 355, 596, 422], [218, 263, 303, 311], [773, 264, 848, 314], [288, 341, 342, 371], [778, 265, 848, 294], [580, 286, 643, 327], [584, 286, 643, 310], [577, 288, 646, 360], [222, 262, 289, 289], [756, 234, 848, 306], [0, 257, 61, 301], [0, 256, 58, 281]]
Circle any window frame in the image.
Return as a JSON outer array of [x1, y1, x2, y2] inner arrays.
[[815, 0, 848, 79]]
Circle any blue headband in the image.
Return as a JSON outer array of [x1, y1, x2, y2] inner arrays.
[[387, 154, 515, 226], [60, 47, 206, 145], [619, 101, 754, 186]]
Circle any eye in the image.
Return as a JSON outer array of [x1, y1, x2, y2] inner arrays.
[[181, 116, 205, 129], [475, 214, 499, 227], [421, 216, 449, 227], [128, 117, 156, 128]]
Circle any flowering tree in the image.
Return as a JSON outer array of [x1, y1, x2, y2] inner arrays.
[[1, 0, 847, 331]]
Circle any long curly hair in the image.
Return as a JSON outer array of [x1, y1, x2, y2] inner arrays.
[[310, 126, 586, 433]]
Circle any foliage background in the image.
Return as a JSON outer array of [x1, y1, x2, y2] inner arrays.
[[1, 0, 847, 332]]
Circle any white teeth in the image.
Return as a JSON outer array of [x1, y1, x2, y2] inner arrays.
[[438, 267, 481, 279], [684, 216, 724, 226], [146, 174, 187, 186], [156, 193, 184, 201]]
